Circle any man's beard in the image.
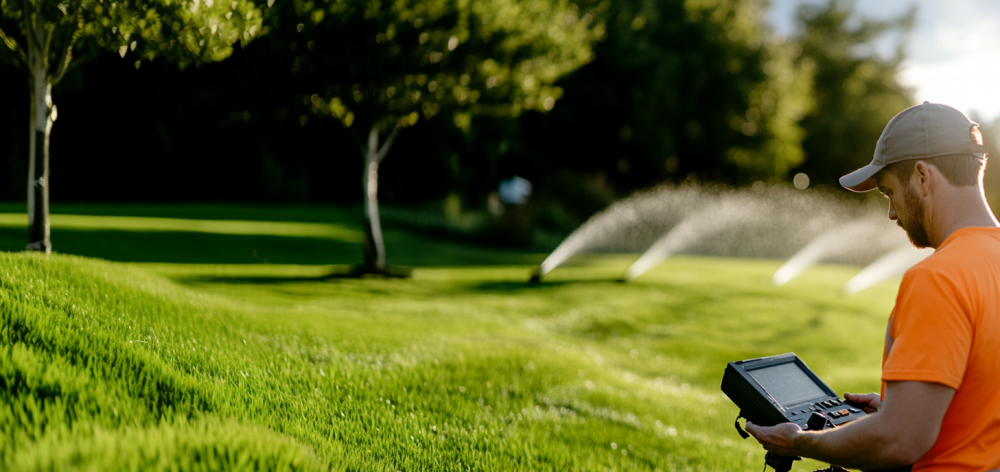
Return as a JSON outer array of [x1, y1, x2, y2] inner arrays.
[[898, 185, 932, 248]]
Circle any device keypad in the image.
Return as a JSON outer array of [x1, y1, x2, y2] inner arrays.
[[787, 398, 862, 423]]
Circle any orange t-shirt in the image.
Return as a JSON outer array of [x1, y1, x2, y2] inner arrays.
[[882, 226, 1000, 471]]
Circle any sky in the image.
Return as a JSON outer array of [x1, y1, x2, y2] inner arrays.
[[769, 0, 1000, 123]]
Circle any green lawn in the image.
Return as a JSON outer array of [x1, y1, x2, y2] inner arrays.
[[0, 204, 898, 471]]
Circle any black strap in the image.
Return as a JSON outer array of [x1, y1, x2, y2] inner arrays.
[[735, 411, 749, 439]]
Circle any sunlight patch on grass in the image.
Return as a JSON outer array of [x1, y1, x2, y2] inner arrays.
[[0, 214, 364, 242]]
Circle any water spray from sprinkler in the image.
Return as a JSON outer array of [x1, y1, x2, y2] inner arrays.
[[843, 246, 933, 294], [532, 182, 921, 288]]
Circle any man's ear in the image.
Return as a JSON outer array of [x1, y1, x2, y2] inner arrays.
[[914, 160, 933, 197]]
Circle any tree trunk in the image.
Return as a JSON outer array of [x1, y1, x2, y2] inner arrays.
[[26, 37, 53, 254], [360, 125, 400, 273], [362, 136, 386, 272]]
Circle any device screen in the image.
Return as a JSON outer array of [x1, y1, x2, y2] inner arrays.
[[748, 362, 827, 406]]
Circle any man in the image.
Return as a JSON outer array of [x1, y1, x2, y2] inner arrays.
[[746, 102, 1000, 471]]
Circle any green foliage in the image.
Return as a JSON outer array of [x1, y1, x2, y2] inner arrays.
[[0, 0, 261, 72], [272, 0, 605, 131], [792, 0, 915, 186], [518, 0, 813, 189], [685, 0, 813, 179], [0, 204, 899, 470]]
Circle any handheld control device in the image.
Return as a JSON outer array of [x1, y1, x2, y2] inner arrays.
[[721, 353, 867, 472], [722, 352, 866, 429]]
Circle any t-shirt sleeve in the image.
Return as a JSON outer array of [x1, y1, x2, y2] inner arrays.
[[882, 267, 972, 390]]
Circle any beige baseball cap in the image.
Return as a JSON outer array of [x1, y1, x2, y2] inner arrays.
[[839, 102, 986, 192]]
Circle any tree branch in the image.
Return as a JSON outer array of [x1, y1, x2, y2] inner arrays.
[[367, 126, 379, 160], [0, 26, 26, 64], [23, 0, 44, 53], [373, 125, 401, 163], [51, 5, 85, 85], [43, 23, 54, 71]]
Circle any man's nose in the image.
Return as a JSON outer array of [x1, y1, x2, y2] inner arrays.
[[887, 201, 898, 221]]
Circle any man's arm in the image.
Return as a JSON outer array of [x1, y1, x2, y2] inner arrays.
[[745, 381, 954, 470]]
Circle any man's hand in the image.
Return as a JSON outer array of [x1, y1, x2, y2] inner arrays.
[[744, 382, 954, 469], [744, 421, 804, 457], [844, 392, 881, 414]]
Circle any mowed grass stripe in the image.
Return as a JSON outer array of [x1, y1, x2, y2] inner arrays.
[[0, 214, 364, 242]]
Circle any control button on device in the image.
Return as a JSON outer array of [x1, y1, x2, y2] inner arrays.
[[837, 409, 849, 416], [849, 408, 860, 413], [791, 411, 798, 416]]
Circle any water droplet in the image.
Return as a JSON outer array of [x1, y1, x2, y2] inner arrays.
[[119, 46, 127, 58], [296, 23, 304, 33], [130, 41, 136, 52]]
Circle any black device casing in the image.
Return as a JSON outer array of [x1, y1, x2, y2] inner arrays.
[[721, 352, 866, 429]]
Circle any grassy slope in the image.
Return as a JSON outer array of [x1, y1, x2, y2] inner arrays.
[[0, 204, 899, 471]]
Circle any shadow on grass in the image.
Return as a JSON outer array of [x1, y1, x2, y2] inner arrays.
[[181, 265, 414, 285], [0, 226, 543, 267], [469, 278, 627, 291]]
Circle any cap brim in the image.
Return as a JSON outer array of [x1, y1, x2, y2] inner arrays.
[[839, 164, 884, 192]]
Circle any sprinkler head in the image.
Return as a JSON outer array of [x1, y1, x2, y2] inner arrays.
[[528, 268, 542, 284]]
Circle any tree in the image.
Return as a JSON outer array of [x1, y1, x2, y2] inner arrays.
[[791, 0, 915, 187], [0, 0, 262, 253], [268, 0, 604, 274]]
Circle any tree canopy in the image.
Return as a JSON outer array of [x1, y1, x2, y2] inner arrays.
[[1, 0, 262, 71], [264, 0, 604, 134], [791, 0, 915, 187], [508, 0, 813, 193]]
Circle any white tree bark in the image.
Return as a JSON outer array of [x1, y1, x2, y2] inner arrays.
[[26, 29, 54, 254], [361, 125, 400, 272]]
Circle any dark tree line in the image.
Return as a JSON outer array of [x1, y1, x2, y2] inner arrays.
[[0, 0, 920, 232]]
